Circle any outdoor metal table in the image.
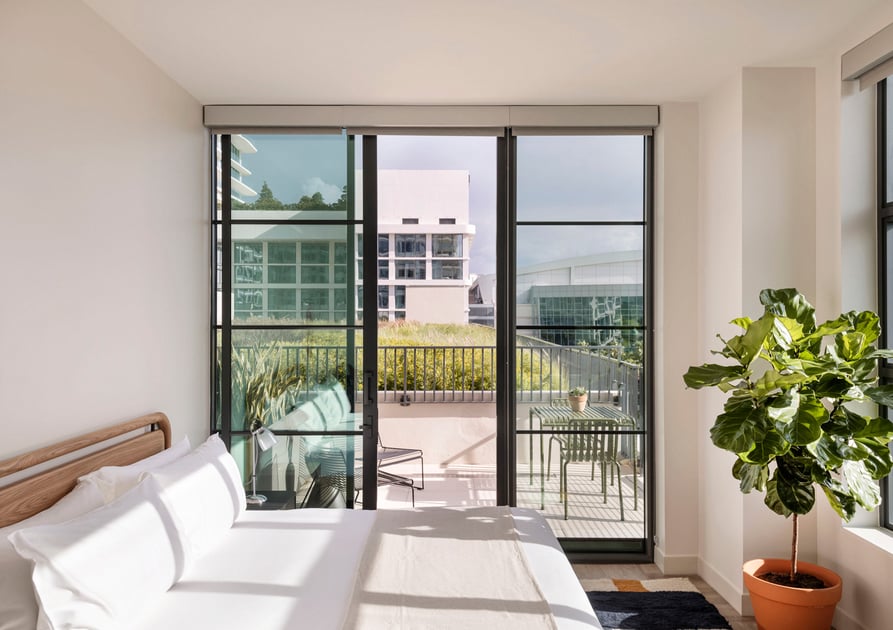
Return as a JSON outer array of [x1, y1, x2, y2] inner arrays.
[[528, 404, 637, 511]]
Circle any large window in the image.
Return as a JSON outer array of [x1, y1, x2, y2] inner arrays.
[[213, 133, 363, 511], [878, 79, 893, 530]]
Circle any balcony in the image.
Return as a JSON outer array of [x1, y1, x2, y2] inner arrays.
[[242, 342, 644, 541]]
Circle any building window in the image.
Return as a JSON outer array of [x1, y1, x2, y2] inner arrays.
[[432, 260, 462, 280], [402, 218, 419, 224], [377, 286, 389, 309], [439, 218, 456, 224], [378, 260, 389, 280], [395, 234, 426, 257], [394, 285, 406, 309], [396, 260, 426, 280], [378, 234, 389, 256], [432, 234, 462, 257]]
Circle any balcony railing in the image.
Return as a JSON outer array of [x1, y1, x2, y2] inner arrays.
[[233, 343, 643, 426]]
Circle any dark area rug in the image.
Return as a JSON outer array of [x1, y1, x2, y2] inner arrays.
[[586, 580, 732, 630]]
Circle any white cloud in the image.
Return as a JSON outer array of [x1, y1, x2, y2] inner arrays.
[[302, 176, 343, 203]]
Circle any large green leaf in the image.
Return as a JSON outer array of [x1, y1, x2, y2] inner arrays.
[[842, 460, 882, 511], [764, 478, 793, 517], [740, 430, 789, 465], [836, 331, 868, 362], [775, 395, 825, 445], [854, 415, 893, 440], [864, 384, 893, 409], [760, 288, 817, 335], [710, 403, 761, 453], [819, 481, 857, 521], [683, 363, 746, 389], [776, 456, 815, 514], [850, 310, 882, 346], [753, 370, 808, 399], [856, 437, 893, 478], [733, 459, 768, 493], [726, 314, 775, 367]]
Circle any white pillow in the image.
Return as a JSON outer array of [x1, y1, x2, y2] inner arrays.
[[145, 433, 245, 565], [80, 435, 191, 502], [9, 476, 183, 630], [0, 481, 105, 630]]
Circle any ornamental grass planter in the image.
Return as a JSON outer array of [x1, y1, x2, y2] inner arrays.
[[743, 558, 842, 630]]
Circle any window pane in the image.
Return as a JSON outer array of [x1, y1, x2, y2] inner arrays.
[[231, 223, 355, 325], [432, 234, 462, 257], [432, 260, 462, 279], [228, 134, 355, 220], [378, 234, 389, 256], [378, 286, 389, 309], [268, 289, 297, 316], [378, 260, 389, 279], [394, 285, 406, 309], [301, 266, 329, 284], [516, 135, 645, 222], [396, 260, 426, 280], [235, 243, 263, 264], [269, 243, 296, 264], [269, 266, 296, 284], [302, 243, 330, 264], [395, 234, 426, 257], [235, 265, 263, 284]]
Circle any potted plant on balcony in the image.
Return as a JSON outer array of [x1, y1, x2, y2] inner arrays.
[[683, 288, 893, 630], [568, 386, 588, 412]]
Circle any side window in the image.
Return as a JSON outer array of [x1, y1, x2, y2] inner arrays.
[[878, 79, 893, 530]]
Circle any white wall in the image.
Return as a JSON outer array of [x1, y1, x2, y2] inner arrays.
[[653, 102, 701, 575], [695, 72, 746, 610], [0, 0, 208, 457], [406, 286, 468, 323]]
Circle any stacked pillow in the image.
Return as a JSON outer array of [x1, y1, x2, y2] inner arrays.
[[0, 436, 190, 630], [6, 434, 247, 630]]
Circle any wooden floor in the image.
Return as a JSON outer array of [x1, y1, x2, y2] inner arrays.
[[572, 563, 758, 630]]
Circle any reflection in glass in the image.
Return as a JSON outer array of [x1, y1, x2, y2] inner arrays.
[[231, 224, 355, 325], [516, 135, 644, 222], [229, 134, 353, 220]]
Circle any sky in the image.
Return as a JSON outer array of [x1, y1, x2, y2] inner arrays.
[[237, 134, 643, 275]]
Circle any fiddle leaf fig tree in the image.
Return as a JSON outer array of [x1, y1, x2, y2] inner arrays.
[[683, 288, 893, 582]]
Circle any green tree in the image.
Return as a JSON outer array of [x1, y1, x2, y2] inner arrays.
[[253, 181, 283, 209]]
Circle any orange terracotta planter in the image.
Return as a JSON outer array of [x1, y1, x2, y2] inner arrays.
[[743, 558, 842, 630]]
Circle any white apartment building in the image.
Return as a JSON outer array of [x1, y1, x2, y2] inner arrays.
[[226, 169, 476, 325]]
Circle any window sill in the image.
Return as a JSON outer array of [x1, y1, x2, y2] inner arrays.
[[843, 525, 893, 556]]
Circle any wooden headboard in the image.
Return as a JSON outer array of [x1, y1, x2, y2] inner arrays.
[[0, 412, 171, 528]]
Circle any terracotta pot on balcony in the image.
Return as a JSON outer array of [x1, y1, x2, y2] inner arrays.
[[742, 558, 842, 630], [568, 394, 587, 412]]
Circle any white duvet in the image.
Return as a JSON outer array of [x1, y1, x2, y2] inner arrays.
[[133, 507, 600, 630]]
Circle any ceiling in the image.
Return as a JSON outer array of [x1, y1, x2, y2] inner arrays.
[[83, 0, 889, 105]]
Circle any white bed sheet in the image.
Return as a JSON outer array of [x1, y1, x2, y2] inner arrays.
[[133, 507, 600, 630]]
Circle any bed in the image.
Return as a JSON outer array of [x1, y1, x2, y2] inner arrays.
[[0, 413, 602, 630]]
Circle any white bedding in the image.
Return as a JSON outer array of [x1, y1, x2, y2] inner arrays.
[[133, 507, 600, 630]]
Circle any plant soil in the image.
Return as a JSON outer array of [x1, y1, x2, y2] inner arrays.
[[758, 571, 827, 589]]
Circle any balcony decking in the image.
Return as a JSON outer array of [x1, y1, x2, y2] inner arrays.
[[376, 461, 644, 540]]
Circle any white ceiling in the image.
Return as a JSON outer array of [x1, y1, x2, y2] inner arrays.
[[83, 0, 889, 105]]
